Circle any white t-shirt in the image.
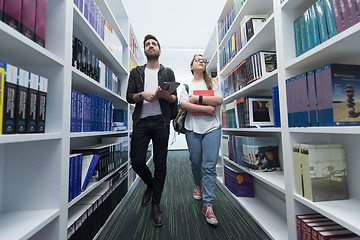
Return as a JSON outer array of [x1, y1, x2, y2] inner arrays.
[[140, 68, 162, 118], [179, 79, 223, 134]]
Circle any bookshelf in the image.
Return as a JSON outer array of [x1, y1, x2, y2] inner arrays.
[[0, 0, 144, 239], [205, 0, 360, 239]]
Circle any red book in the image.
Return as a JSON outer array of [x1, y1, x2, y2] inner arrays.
[[21, 0, 36, 40], [3, 0, 22, 31], [35, 0, 47, 47], [193, 90, 214, 116], [0, 0, 4, 20]]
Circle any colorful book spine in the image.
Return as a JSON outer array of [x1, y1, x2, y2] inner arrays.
[[34, 0, 47, 47], [26, 72, 38, 133], [20, 0, 36, 40], [338, 0, 352, 29], [3, 0, 22, 31], [315, 0, 329, 43], [15, 68, 29, 133], [0, 60, 5, 135], [331, 0, 345, 33], [294, 16, 302, 56], [299, 13, 308, 54], [272, 86, 281, 127], [323, 0, 338, 38], [3, 63, 17, 134], [309, 4, 321, 49]]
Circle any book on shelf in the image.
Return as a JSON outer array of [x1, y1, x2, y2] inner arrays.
[[245, 18, 266, 42], [293, 144, 303, 196], [311, 225, 346, 240], [225, 101, 236, 128], [316, 64, 360, 126], [318, 229, 358, 239], [309, 4, 321, 50], [3, 62, 17, 134], [0, 0, 3, 20], [323, 0, 338, 38], [296, 214, 325, 239], [81, 154, 100, 191], [34, 0, 47, 47], [26, 73, 38, 133], [224, 165, 254, 197], [299, 143, 349, 202], [36, 76, 47, 133], [258, 51, 277, 78], [0, 60, 5, 135], [3, 0, 22, 31], [15, 68, 29, 133], [314, 0, 330, 44], [271, 86, 281, 127], [192, 89, 214, 116], [347, 0, 360, 26], [330, 0, 345, 34], [306, 70, 318, 127], [68, 153, 83, 202], [240, 14, 268, 47], [20, 0, 36, 40], [339, 0, 352, 30], [247, 96, 274, 128]]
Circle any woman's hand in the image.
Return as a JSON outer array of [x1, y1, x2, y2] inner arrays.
[[203, 106, 216, 115], [189, 95, 199, 104]]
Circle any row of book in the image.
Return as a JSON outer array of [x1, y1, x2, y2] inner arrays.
[[286, 63, 360, 127], [223, 135, 281, 172], [224, 165, 254, 197], [71, 91, 114, 132], [223, 92, 279, 129], [296, 213, 359, 240], [0, 60, 47, 135], [72, 37, 122, 96], [0, 0, 47, 47], [294, 0, 360, 57], [218, 0, 247, 43], [68, 171, 128, 240], [293, 143, 349, 202], [69, 137, 129, 202], [220, 51, 277, 98], [219, 14, 268, 70], [129, 29, 140, 60], [73, 0, 124, 62]]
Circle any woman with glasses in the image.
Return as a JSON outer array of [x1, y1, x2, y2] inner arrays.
[[179, 54, 223, 225]]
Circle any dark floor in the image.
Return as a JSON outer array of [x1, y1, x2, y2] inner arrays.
[[100, 150, 269, 240]]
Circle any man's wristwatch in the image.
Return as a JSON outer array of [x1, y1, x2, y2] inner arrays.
[[139, 92, 143, 100]]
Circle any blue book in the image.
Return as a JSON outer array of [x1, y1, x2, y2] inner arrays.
[[315, 0, 329, 44], [81, 154, 100, 191], [323, 0, 338, 38], [294, 16, 302, 57], [309, 5, 320, 49], [272, 86, 281, 127], [299, 13, 308, 54], [77, 92, 83, 132], [68, 155, 75, 202]]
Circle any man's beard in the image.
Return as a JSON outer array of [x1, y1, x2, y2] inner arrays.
[[145, 50, 160, 60]]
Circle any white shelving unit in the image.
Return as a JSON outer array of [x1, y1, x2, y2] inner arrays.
[[205, 0, 360, 239], [0, 0, 144, 239]]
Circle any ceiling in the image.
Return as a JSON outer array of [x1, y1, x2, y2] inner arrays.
[[121, 0, 227, 83]]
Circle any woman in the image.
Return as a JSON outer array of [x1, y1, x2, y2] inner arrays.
[[179, 54, 223, 225]]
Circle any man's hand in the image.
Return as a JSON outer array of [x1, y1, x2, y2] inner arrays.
[[155, 86, 172, 100], [142, 92, 157, 102]]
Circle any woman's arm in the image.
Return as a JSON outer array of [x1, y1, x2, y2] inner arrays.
[[180, 101, 216, 115], [189, 95, 223, 107]]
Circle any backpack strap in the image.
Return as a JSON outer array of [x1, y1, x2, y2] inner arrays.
[[185, 84, 189, 94]]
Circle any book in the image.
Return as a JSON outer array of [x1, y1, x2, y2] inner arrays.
[[306, 70, 318, 127], [309, 4, 321, 49], [3, 0, 22, 31], [192, 89, 214, 116], [81, 154, 100, 191], [331, 0, 345, 33], [258, 51, 277, 77], [294, 16, 302, 56], [347, 0, 359, 25], [240, 15, 268, 47], [315, 0, 330, 44], [245, 18, 266, 41], [247, 96, 274, 127], [0, 0, 3, 21], [36, 76, 47, 133], [26, 73, 37, 133], [302, 217, 331, 239], [20, 0, 36, 40], [0, 60, 5, 135], [296, 214, 325, 240], [322, 0, 338, 38], [317, 229, 357, 239], [293, 144, 303, 196], [34, 0, 47, 47], [316, 64, 360, 126], [299, 143, 349, 202], [224, 165, 254, 197], [297, 72, 310, 127], [3, 63, 17, 134], [339, 0, 352, 29], [15, 68, 29, 133], [272, 86, 281, 127], [311, 225, 345, 240]]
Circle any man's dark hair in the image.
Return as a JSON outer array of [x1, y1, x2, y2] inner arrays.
[[143, 34, 161, 50]]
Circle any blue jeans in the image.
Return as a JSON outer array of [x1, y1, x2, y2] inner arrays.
[[185, 127, 221, 207]]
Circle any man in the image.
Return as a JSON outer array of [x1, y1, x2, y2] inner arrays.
[[126, 34, 177, 227]]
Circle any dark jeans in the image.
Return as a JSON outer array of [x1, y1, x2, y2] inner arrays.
[[130, 115, 169, 205]]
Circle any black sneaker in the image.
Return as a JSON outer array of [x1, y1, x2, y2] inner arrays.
[[141, 187, 152, 207]]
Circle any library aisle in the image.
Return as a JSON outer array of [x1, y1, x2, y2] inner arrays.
[[98, 150, 270, 240]]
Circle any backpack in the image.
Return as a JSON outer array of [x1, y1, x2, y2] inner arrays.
[[173, 84, 189, 134]]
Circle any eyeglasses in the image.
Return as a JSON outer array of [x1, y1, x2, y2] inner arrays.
[[194, 58, 207, 64]]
